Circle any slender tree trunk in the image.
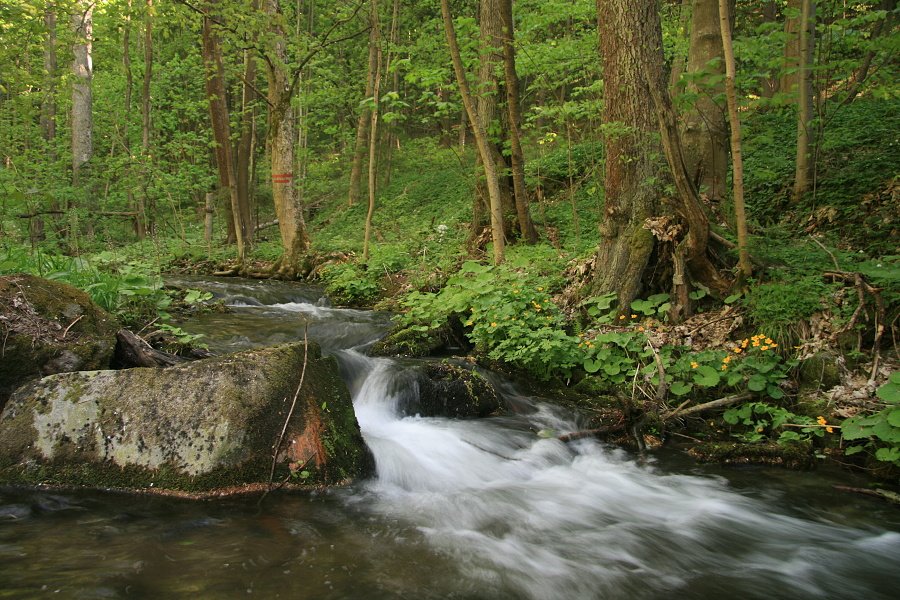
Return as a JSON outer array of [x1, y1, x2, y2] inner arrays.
[[363, 0, 382, 262], [500, 0, 537, 244], [682, 0, 728, 203], [668, 0, 692, 90], [201, 9, 245, 262], [719, 0, 751, 282], [41, 9, 57, 147], [122, 1, 144, 240], [265, 0, 310, 276], [71, 2, 93, 188], [139, 0, 154, 238], [792, 0, 816, 202], [348, 8, 379, 207], [236, 44, 257, 239], [441, 0, 505, 264], [760, 1, 780, 98]]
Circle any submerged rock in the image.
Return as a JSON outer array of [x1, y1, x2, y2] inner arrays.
[[404, 362, 501, 419], [0, 274, 120, 411], [0, 342, 370, 493]]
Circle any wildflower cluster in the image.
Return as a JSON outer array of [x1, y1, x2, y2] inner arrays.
[[817, 415, 834, 434]]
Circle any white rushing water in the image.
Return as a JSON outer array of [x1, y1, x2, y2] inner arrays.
[[339, 349, 900, 600]]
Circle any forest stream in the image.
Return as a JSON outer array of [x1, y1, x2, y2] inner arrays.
[[1, 277, 899, 599]]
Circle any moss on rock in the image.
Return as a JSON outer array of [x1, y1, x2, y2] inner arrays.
[[688, 441, 814, 470], [0, 342, 369, 492], [0, 274, 120, 410]]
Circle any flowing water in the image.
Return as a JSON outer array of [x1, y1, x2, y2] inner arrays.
[[2, 277, 899, 599]]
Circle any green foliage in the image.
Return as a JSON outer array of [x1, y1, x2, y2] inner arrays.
[[723, 402, 825, 445], [319, 262, 381, 306], [841, 372, 900, 466], [397, 261, 580, 379]]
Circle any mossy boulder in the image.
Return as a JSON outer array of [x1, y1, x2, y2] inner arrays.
[[0, 342, 370, 492], [687, 441, 814, 470], [370, 319, 469, 358], [402, 362, 501, 419], [0, 274, 120, 411]]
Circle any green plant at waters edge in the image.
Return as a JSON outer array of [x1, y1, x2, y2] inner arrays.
[[841, 372, 900, 466]]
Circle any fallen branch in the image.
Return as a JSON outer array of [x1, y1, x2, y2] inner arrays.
[[266, 323, 310, 492], [663, 391, 753, 421], [558, 424, 625, 443], [62, 314, 83, 339], [113, 329, 187, 368], [833, 485, 900, 505]]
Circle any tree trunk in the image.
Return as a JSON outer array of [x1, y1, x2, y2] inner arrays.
[[201, 8, 246, 263], [682, 0, 728, 203], [441, 0, 505, 264], [719, 0, 751, 282], [363, 0, 382, 262], [781, 0, 803, 96], [71, 2, 93, 187], [139, 0, 154, 238], [593, 0, 728, 315], [471, 0, 515, 243], [236, 44, 257, 239], [792, 0, 816, 202], [500, 0, 537, 244], [760, 1, 779, 98], [265, 0, 310, 276], [41, 10, 57, 146], [348, 9, 379, 207]]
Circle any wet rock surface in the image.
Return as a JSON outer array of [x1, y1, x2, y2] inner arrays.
[[0, 342, 370, 492]]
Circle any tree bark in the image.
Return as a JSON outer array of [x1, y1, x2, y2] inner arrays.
[[682, 0, 728, 203], [41, 9, 57, 146], [235, 40, 258, 239], [791, 0, 816, 202], [201, 7, 246, 262], [363, 0, 382, 262], [265, 0, 311, 276], [441, 0, 505, 264], [500, 0, 537, 244], [139, 0, 154, 238], [719, 0, 751, 282], [71, 1, 93, 187], [348, 7, 379, 207]]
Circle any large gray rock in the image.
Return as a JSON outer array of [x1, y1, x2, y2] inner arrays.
[[0, 274, 120, 411], [0, 342, 370, 493], [404, 362, 501, 419]]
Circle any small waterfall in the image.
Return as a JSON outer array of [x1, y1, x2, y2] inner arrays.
[[338, 348, 900, 600]]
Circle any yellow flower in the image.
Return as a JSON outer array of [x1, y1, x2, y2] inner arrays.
[[765, 338, 774, 345], [734, 347, 743, 354], [631, 314, 638, 319], [761, 345, 769, 351], [770, 343, 778, 348], [817, 416, 827, 426], [752, 340, 760, 347], [690, 361, 699, 369], [721, 365, 728, 371], [741, 339, 749, 348], [638, 326, 645, 332], [723, 355, 732, 363], [537, 287, 544, 291], [826, 426, 834, 434], [490, 322, 497, 327], [619, 315, 626, 320]]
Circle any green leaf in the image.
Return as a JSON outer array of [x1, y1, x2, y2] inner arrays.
[[724, 293, 742, 304], [875, 447, 900, 464], [767, 384, 785, 399], [583, 359, 602, 374], [748, 374, 768, 392], [872, 418, 900, 443], [670, 381, 693, 396], [844, 445, 865, 456], [693, 365, 721, 387], [840, 417, 873, 440], [891, 372, 900, 385], [888, 408, 900, 428], [876, 381, 900, 404]]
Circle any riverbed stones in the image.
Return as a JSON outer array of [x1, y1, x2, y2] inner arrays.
[[408, 362, 501, 419], [0, 342, 370, 492], [0, 274, 120, 411]]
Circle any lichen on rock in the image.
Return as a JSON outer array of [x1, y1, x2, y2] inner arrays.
[[0, 342, 370, 493]]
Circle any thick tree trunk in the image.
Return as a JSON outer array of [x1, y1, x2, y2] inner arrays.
[[266, 0, 310, 276], [471, 0, 515, 243], [594, 0, 728, 315], [201, 10, 246, 262], [441, 0, 505, 264], [682, 0, 728, 203], [781, 0, 803, 96], [500, 0, 537, 244], [71, 2, 93, 187], [792, 0, 816, 202], [591, 0, 663, 310]]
